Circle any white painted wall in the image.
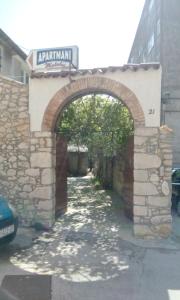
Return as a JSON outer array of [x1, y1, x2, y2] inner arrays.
[[29, 67, 162, 131]]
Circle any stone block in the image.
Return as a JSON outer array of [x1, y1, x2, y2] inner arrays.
[[134, 196, 146, 206], [7, 169, 16, 176], [0, 156, 4, 163], [159, 209, 171, 215], [34, 132, 52, 138], [31, 152, 52, 168], [29, 186, 53, 200], [147, 196, 170, 208], [152, 223, 172, 237], [18, 142, 29, 149], [38, 200, 54, 210], [134, 224, 153, 237], [151, 215, 172, 225], [159, 143, 171, 149], [46, 138, 53, 148], [19, 192, 29, 199], [162, 149, 172, 153], [134, 217, 141, 223], [163, 160, 172, 167], [23, 185, 33, 192], [31, 138, 38, 145], [134, 170, 148, 182], [134, 205, 148, 216], [25, 168, 40, 177], [41, 168, 54, 185], [135, 127, 158, 137], [9, 156, 17, 163], [163, 154, 173, 160], [134, 182, 158, 196], [159, 166, 164, 177], [134, 136, 147, 146], [150, 174, 159, 182], [31, 146, 36, 151], [38, 148, 53, 152], [134, 153, 161, 169], [12, 87, 19, 93], [161, 181, 170, 196], [18, 112, 28, 118], [18, 155, 27, 161], [165, 167, 172, 172], [39, 138, 46, 147], [29, 177, 36, 185], [18, 161, 30, 168]]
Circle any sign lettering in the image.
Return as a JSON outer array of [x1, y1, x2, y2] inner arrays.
[[27, 46, 79, 72], [37, 48, 72, 65]]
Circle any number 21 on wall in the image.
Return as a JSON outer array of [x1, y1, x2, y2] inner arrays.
[[148, 109, 155, 115]]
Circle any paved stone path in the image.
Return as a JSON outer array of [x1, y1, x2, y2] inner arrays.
[[2, 176, 180, 299], [10, 176, 143, 282]]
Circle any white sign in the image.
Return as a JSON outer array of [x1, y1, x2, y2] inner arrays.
[[27, 46, 79, 72]]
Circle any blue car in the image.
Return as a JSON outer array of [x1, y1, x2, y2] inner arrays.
[[0, 197, 18, 244]]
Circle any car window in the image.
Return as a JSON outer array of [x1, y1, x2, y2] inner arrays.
[[172, 170, 180, 182]]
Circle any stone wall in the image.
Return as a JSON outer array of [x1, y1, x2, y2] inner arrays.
[[133, 126, 173, 238], [0, 76, 55, 228], [0, 76, 31, 223], [29, 132, 56, 227]]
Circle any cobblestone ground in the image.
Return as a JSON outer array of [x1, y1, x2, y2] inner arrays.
[[9, 175, 144, 282]]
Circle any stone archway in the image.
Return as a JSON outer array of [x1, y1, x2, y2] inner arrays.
[[29, 75, 172, 239], [42, 77, 144, 224], [42, 77, 145, 132]]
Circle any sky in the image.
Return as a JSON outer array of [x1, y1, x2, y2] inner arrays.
[[0, 0, 145, 69]]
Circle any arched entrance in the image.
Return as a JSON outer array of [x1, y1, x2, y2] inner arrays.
[[0, 64, 172, 239], [42, 77, 144, 221], [29, 68, 172, 239]]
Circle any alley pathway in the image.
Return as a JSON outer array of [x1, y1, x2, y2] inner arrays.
[[10, 175, 142, 283], [2, 177, 180, 299]]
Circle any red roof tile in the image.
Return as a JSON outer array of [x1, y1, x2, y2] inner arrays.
[[31, 63, 160, 78]]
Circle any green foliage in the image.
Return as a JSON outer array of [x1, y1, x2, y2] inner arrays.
[[58, 94, 133, 157], [91, 176, 102, 190]]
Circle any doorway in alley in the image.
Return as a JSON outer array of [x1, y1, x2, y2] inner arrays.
[[55, 93, 134, 222]]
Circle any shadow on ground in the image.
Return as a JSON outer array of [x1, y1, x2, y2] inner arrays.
[[9, 176, 145, 282]]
